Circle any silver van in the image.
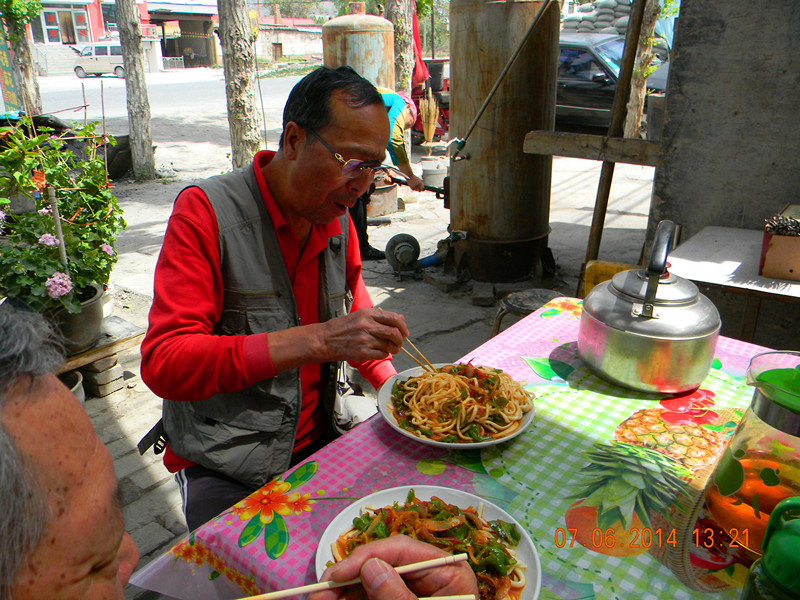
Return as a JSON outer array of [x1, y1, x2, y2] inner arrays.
[[74, 43, 125, 78]]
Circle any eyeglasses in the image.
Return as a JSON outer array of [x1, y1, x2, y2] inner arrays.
[[305, 128, 406, 182]]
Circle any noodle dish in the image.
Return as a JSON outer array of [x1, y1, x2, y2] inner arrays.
[[315, 486, 541, 600], [378, 363, 535, 448]]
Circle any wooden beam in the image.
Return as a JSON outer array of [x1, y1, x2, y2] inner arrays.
[[57, 332, 144, 375], [523, 130, 660, 166]]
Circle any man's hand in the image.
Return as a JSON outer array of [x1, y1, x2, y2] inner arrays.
[[309, 536, 478, 600], [320, 308, 409, 363], [403, 174, 425, 192]]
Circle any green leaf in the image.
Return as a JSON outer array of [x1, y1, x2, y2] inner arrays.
[[238, 514, 265, 547], [263, 516, 290, 559], [284, 461, 317, 489], [580, 486, 606, 508], [602, 479, 637, 505], [621, 472, 647, 489], [209, 570, 220, 580], [596, 506, 624, 531], [521, 357, 574, 382], [442, 449, 486, 473], [416, 458, 447, 475], [617, 492, 637, 529], [633, 496, 652, 529]]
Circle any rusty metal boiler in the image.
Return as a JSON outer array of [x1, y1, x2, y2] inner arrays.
[[322, 2, 394, 88], [449, 0, 559, 282]]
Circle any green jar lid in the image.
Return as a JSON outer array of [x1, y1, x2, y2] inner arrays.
[[762, 497, 800, 596], [751, 362, 800, 414]]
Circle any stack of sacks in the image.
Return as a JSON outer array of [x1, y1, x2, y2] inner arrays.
[[562, 0, 632, 36]]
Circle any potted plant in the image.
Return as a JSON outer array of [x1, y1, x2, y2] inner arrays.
[[0, 115, 126, 353]]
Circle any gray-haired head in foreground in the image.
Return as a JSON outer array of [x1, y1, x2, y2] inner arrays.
[[0, 305, 64, 599], [280, 65, 383, 148]]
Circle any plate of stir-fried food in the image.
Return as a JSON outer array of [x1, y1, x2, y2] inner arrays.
[[378, 363, 535, 448], [316, 486, 541, 600]]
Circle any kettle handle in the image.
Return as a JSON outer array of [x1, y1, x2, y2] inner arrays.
[[641, 220, 676, 318], [647, 220, 676, 275]]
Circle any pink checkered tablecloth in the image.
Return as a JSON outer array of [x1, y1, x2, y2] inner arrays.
[[130, 298, 767, 600]]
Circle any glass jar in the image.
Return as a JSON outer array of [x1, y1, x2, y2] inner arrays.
[[705, 352, 800, 557]]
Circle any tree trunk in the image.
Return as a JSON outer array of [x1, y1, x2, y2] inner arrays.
[[384, 0, 413, 95], [218, 0, 262, 169], [115, 0, 155, 180], [11, 32, 41, 113], [624, 0, 661, 139]]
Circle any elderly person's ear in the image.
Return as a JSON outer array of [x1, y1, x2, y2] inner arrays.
[[283, 122, 306, 159]]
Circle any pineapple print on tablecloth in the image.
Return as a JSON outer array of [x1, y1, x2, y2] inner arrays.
[[614, 404, 724, 472], [565, 442, 690, 557]]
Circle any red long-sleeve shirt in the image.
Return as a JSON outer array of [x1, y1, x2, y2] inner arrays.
[[140, 150, 396, 473]]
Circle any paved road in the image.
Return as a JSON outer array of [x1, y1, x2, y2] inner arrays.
[[40, 68, 299, 121], [39, 68, 302, 178]]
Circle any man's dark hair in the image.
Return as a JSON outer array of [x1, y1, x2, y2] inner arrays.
[[280, 65, 383, 148]]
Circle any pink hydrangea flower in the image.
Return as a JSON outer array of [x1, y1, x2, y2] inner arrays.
[[38, 233, 59, 246], [45, 272, 72, 298], [100, 243, 114, 256], [38, 207, 51, 215], [0, 209, 6, 222]]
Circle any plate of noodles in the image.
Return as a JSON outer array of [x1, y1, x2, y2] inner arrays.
[[315, 485, 541, 600], [377, 363, 535, 448]]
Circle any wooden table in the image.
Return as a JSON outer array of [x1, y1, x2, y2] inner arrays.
[[668, 226, 800, 342]]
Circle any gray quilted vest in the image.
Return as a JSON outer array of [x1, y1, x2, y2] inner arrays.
[[162, 165, 349, 488]]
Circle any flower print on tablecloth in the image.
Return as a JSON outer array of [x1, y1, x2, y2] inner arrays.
[[168, 461, 323, 595], [538, 297, 583, 319], [169, 533, 261, 596], [220, 461, 319, 558]]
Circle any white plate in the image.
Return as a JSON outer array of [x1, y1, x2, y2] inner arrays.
[[377, 364, 535, 449], [315, 485, 541, 600]]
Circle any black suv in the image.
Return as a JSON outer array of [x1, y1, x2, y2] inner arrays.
[[557, 32, 669, 128]]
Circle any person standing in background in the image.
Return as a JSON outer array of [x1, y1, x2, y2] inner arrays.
[[351, 88, 425, 260]]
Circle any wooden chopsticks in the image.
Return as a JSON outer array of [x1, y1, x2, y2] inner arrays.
[[236, 554, 471, 600], [401, 336, 437, 372], [375, 307, 437, 373]]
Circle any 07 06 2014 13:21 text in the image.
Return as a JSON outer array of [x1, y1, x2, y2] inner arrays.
[[554, 527, 750, 550]]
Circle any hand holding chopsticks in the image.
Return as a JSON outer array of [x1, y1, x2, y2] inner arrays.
[[236, 554, 473, 600]]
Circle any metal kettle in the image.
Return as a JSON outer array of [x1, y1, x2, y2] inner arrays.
[[578, 220, 722, 393]]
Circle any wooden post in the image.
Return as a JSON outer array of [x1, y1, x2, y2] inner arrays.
[[579, 0, 648, 295], [47, 187, 68, 266]]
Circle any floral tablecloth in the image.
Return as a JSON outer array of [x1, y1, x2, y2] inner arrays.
[[131, 297, 766, 600]]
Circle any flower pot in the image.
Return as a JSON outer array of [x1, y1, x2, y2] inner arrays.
[[49, 283, 105, 355], [58, 370, 85, 405], [7, 189, 36, 214]]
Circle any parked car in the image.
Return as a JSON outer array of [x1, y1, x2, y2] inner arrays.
[[557, 32, 669, 128], [410, 34, 668, 141], [74, 42, 125, 78]]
